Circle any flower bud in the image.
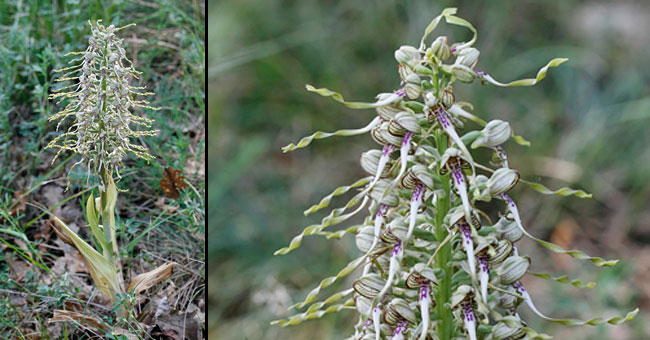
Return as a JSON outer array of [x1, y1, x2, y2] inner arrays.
[[369, 179, 400, 207], [355, 226, 388, 255], [496, 256, 530, 284], [451, 64, 475, 83], [384, 298, 416, 325], [376, 98, 401, 120], [439, 85, 455, 109], [424, 91, 438, 108], [395, 45, 421, 66], [494, 216, 522, 243], [471, 120, 512, 149], [488, 239, 513, 265], [372, 123, 404, 147], [455, 47, 480, 68], [354, 273, 387, 299], [406, 263, 437, 289], [388, 111, 420, 137], [486, 168, 519, 196], [451, 285, 474, 309], [361, 150, 392, 178], [353, 293, 373, 316], [404, 74, 422, 99], [430, 36, 451, 61], [495, 286, 519, 309], [491, 316, 526, 340], [381, 220, 408, 244], [398, 64, 415, 81], [401, 164, 434, 189]]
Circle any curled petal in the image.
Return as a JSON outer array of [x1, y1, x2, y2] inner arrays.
[[373, 304, 382, 340], [500, 194, 618, 267], [476, 58, 567, 87], [306, 84, 401, 108], [283, 116, 382, 152], [406, 184, 424, 242]]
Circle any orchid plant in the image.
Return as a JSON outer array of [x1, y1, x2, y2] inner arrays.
[[272, 8, 637, 340], [47, 20, 173, 319]]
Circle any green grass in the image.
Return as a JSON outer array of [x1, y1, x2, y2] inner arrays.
[[0, 0, 205, 338]]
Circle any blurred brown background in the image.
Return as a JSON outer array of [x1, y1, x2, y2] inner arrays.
[[209, 1, 650, 339]]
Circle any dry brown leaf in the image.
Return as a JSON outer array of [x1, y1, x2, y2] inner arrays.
[[49, 310, 108, 332], [128, 262, 176, 295], [160, 167, 189, 199]]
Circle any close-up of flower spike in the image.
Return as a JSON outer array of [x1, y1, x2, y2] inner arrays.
[[48, 20, 159, 186], [271, 7, 638, 340]]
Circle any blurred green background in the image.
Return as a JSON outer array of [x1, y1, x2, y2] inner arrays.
[[210, 1, 649, 339]]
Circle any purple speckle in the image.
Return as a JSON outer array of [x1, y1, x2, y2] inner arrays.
[[392, 240, 402, 256], [419, 284, 429, 300], [450, 162, 464, 185], [402, 132, 413, 146], [396, 88, 406, 97], [514, 281, 525, 293], [412, 183, 424, 202], [434, 108, 451, 128], [377, 204, 387, 217], [382, 144, 395, 156], [479, 257, 488, 272], [496, 145, 507, 159], [459, 223, 472, 246], [462, 302, 474, 322], [393, 321, 408, 336]]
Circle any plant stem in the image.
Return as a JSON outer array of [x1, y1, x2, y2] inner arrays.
[[434, 132, 453, 340]]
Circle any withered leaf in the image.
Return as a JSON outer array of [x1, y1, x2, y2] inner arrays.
[[160, 167, 189, 199]]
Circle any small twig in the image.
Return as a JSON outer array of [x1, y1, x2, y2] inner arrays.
[[426, 230, 456, 266]]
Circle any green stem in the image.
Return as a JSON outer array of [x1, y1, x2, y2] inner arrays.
[[434, 132, 454, 340], [99, 166, 115, 265]]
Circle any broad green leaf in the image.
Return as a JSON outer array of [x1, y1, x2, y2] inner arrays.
[[306, 84, 400, 109], [304, 177, 371, 216], [530, 272, 596, 289], [521, 179, 592, 198], [51, 216, 122, 303], [282, 117, 381, 153], [290, 256, 366, 310], [86, 194, 108, 253], [271, 299, 354, 327], [480, 58, 568, 87]]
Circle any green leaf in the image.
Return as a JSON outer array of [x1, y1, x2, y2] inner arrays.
[[306, 84, 399, 109], [282, 117, 380, 152], [271, 299, 354, 327], [51, 216, 122, 303], [289, 256, 366, 310], [481, 58, 568, 87], [304, 177, 371, 216], [274, 193, 367, 255], [86, 194, 108, 252], [521, 179, 592, 198], [529, 272, 596, 289]]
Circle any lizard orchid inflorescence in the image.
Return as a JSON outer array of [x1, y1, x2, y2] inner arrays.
[[273, 8, 637, 340]]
